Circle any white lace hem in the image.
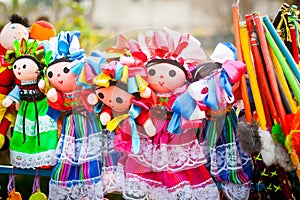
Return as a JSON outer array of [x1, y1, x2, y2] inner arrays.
[[49, 178, 104, 200], [219, 181, 251, 200], [102, 165, 125, 194], [10, 149, 57, 168], [49, 166, 125, 200], [129, 139, 208, 172], [209, 142, 252, 176], [56, 132, 104, 165], [123, 173, 220, 200]]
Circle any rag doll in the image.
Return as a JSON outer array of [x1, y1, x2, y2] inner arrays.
[[0, 14, 30, 150], [118, 28, 219, 200], [88, 59, 157, 194], [45, 31, 104, 200], [190, 43, 253, 200], [2, 39, 58, 168]]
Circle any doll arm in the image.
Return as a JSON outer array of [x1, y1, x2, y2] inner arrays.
[[136, 109, 156, 137], [38, 79, 46, 93], [99, 105, 113, 125], [81, 90, 98, 112], [2, 85, 20, 107], [132, 94, 157, 137], [47, 88, 65, 110]]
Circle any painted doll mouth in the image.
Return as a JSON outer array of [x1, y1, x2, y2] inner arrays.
[[58, 80, 63, 84], [159, 82, 164, 87], [18, 72, 21, 75]]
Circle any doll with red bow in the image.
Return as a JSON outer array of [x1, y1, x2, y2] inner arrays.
[[117, 28, 219, 200], [43, 31, 104, 200], [2, 39, 58, 169], [0, 14, 30, 151]]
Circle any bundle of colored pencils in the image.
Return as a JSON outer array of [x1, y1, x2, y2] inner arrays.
[[232, 0, 300, 184]]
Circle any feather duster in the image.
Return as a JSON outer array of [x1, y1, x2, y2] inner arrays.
[[259, 129, 276, 166], [236, 117, 262, 154], [274, 143, 294, 171]]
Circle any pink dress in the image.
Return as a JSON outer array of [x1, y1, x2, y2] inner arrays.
[[118, 91, 219, 200]]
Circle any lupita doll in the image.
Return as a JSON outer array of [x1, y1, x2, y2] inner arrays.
[[2, 39, 58, 168]]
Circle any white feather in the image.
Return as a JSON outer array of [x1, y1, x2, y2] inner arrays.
[[259, 129, 276, 166]]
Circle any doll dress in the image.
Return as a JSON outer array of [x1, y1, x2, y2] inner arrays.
[[119, 93, 219, 200], [201, 107, 253, 200], [9, 81, 58, 168], [49, 90, 105, 200]]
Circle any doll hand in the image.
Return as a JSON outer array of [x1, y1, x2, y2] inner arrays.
[[100, 112, 111, 125], [38, 79, 46, 91], [47, 88, 58, 102], [15, 102, 20, 111], [140, 87, 151, 98], [2, 97, 13, 107], [143, 118, 156, 137], [87, 93, 99, 105]]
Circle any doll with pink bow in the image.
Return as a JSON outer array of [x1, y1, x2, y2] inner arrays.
[[41, 31, 105, 200], [114, 28, 220, 200]]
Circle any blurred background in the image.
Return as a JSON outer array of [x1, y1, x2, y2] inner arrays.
[[0, 0, 299, 199], [0, 0, 298, 55]]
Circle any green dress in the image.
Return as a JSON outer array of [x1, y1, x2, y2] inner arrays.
[[8, 81, 58, 168]]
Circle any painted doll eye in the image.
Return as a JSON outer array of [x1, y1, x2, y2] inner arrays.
[[13, 64, 17, 69], [63, 67, 70, 73], [148, 69, 156, 76], [98, 92, 104, 99], [47, 71, 53, 78], [22, 64, 26, 69], [169, 69, 176, 77], [116, 97, 123, 104], [11, 24, 16, 29]]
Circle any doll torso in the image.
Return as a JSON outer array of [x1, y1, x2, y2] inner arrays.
[[19, 80, 45, 101], [62, 90, 83, 110]]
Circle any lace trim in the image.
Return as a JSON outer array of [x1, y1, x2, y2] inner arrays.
[[123, 173, 220, 200], [220, 181, 251, 200], [102, 165, 125, 194], [102, 130, 116, 155], [21, 80, 37, 85], [14, 115, 58, 136], [10, 149, 57, 168], [209, 142, 252, 176], [56, 132, 104, 164], [129, 139, 208, 172], [49, 178, 104, 200]]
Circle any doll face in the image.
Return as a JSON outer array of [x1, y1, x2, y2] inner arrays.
[[13, 58, 39, 81], [0, 22, 29, 50], [95, 85, 133, 112], [47, 61, 77, 93], [146, 62, 186, 93]]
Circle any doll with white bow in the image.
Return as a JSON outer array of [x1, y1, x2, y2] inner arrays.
[[187, 42, 254, 200], [43, 31, 105, 200]]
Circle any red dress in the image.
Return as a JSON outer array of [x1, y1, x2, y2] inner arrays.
[[0, 53, 16, 149]]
